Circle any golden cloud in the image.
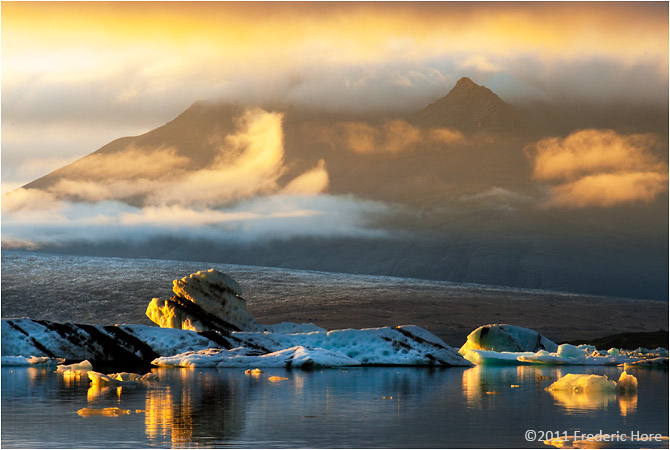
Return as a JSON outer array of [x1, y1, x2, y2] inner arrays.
[[548, 172, 668, 208], [59, 146, 190, 181], [313, 120, 463, 154], [282, 159, 329, 195], [4, 108, 332, 209], [528, 129, 668, 208], [530, 130, 662, 181]]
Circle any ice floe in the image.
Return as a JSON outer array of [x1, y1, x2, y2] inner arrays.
[[88, 370, 158, 386], [459, 324, 558, 354], [623, 357, 669, 368], [2, 269, 667, 369], [546, 373, 617, 394], [77, 407, 132, 417], [2, 269, 470, 368], [1, 356, 64, 366], [152, 325, 469, 368], [546, 371, 637, 397], [461, 341, 667, 367]]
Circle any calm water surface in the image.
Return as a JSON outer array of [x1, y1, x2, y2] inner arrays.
[[2, 365, 667, 448]]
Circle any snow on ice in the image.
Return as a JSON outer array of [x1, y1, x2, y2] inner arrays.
[[2, 269, 667, 369]]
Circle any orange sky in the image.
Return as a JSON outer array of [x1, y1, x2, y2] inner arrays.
[[1, 2, 668, 191]]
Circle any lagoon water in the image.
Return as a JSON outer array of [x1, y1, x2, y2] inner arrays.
[[1, 251, 668, 448], [2, 365, 668, 448]]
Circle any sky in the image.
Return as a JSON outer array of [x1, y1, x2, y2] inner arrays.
[[2, 1, 668, 193]]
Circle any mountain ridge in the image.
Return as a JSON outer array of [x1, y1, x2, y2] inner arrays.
[[409, 77, 527, 134]]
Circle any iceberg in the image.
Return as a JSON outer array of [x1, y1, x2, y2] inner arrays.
[[459, 324, 558, 355], [458, 326, 668, 367], [153, 325, 468, 368], [77, 407, 132, 417], [622, 357, 669, 368], [154, 345, 360, 369], [1, 269, 471, 368], [1, 355, 64, 366], [546, 373, 617, 394], [87, 370, 158, 386], [145, 269, 326, 335]]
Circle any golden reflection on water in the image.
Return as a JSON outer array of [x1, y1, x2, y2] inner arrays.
[[141, 368, 246, 448], [617, 393, 637, 417], [462, 365, 639, 417], [547, 389, 617, 411]]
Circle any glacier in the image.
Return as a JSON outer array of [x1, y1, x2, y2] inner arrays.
[[2, 269, 667, 369]]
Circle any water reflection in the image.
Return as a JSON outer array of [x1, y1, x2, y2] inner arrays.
[[1, 366, 667, 448], [547, 389, 618, 412], [143, 368, 246, 447]]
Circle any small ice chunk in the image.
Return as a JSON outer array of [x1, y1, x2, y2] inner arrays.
[[459, 324, 558, 354], [77, 407, 131, 417], [616, 371, 638, 393], [57, 360, 93, 374], [1, 356, 64, 366], [557, 344, 588, 358], [623, 357, 668, 368], [88, 371, 120, 387], [268, 376, 288, 382], [546, 373, 616, 394], [461, 349, 535, 366]]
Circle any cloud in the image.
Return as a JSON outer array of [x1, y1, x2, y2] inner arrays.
[[458, 55, 501, 74], [60, 146, 190, 181], [1, 107, 399, 249], [149, 108, 287, 207], [527, 129, 668, 207], [311, 119, 463, 154], [547, 172, 668, 208], [282, 160, 329, 195], [4, 2, 667, 189], [1, 194, 395, 249], [13, 108, 306, 208], [530, 129, 663, 181]]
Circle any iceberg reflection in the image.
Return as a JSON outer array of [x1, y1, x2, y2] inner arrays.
[[143, 368, 246, 447]]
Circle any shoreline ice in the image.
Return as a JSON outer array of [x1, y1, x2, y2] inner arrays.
[[2, 269, 667, 369]]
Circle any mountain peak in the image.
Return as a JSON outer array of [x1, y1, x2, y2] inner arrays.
[[454, 77, 478, 89], [408, 77, 525, 134]]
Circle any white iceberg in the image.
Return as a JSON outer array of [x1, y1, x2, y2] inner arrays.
[[1, 355, 64, 366], [546, 371, 637, 396], [1, 270, 471, 368], [153, 325, 469, 368], [460, 349, 536, 366], [154, 345, 360, 369], [459, 324, 558, 355], [622, 356, 669, 368], [88, 370, 158, 386], [57, 360, 93, 374], [616, 371, 638, 393], [546, 373, 617, 394]]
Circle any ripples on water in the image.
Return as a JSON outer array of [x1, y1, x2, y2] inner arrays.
[[1, 366, 668, 448]]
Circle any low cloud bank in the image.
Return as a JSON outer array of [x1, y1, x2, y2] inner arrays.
[[1, 107, 395, 249], [527, 129, 668, 208], [1, 193, 395, 250]]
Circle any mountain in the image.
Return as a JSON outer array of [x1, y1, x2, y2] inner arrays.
[[409, 77, 527, 134], [24, 101, 246, 192], [7, 78, 668, 301]]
